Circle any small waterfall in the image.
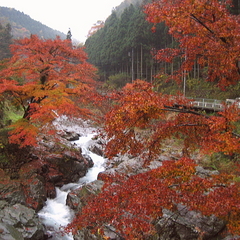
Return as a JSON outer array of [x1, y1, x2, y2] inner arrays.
[[38, 131, 105, 240]]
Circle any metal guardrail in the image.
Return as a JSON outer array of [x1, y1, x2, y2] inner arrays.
[[190, 98, 224, 111]]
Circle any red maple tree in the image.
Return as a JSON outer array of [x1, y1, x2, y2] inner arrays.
[[144, 0, 240, 88], [103, 80, 240, 161], [66, 80, 239, 239], [0, 35, 97, 147]]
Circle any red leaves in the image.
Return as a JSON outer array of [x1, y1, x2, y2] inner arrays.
[[0, 35, 97, 147], [144, 0, 240, 88], [104, 80, 173, 159], [8, 119, 39, 147], [154, 48, 181, 63], [65, 1, 240, 237], [202, 104, 240, 155], [67, 158, 240, 239], [103, 80, 240, 161]]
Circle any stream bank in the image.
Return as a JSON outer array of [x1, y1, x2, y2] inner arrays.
[[0, 119, 101, 240], [38, 131, 106, 240]]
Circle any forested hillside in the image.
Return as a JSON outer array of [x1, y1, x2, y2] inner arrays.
[[85, 1, 240, 98], [114, 0, 146, 16], [0, 7, 66, 39], [85, 3, 170, 83]]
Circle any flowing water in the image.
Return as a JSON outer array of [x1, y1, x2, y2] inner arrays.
[[38, 131, 106, 240]]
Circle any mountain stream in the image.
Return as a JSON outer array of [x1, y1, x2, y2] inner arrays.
[[38, 131, 106, 240]]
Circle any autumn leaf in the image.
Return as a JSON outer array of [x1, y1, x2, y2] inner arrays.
[[0, 35, 98, 147]]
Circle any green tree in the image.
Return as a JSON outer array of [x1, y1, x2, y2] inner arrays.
[[0, 23, 12, 60], [85, 3, 169, 82]]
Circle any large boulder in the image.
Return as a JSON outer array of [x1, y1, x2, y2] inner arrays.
[[66, 180, 105, 240], [0, 201, 46, 240], [156, 205, 226, 240], [0, 142, 93, 212], [45, 150, 91, 184], [18, 159, 49, 211], [0, 181, 26, 206], [66, 180, 104, 212], [61, 131, 81, 141]]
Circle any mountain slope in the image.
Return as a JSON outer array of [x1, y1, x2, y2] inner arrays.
[[114, 0, 149, 16], [0, 7, 66, 39]]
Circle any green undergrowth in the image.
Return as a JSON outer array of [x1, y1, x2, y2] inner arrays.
[[0, 128, 30, 175], [202, 152, 240, 177], [0, 100, 23, 127]]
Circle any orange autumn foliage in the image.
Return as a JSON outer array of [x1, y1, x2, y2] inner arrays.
[[0, 35, 97, 147], [66, 80, 240, 239], [87, 20, 105, 37], [144, 0, 240, 88], [103, 80, 240, 161], [67, 158, 240, 239]]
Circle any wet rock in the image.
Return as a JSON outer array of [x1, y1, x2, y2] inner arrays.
[[0, 202, 46, 240], [222, 235, 240, 240], [0, 224, 24, 240], [0, 181, 26, 206], [45, 151, 88, 184], [195, 165, 219, 178], [44, 182, 56, 199], [97, 168, 118, 182], [61, 131, 81, 141], [19, 160, 48, 210], [47, 166, 63, 185], [89, 145, 104, 156], [21, 174, 47, 211], [156, 204, 226, 240], [73, 229, 99, 240], [60, 159, 88, 183], [66, 180, 104, 211], [83, 154, 94, 168]]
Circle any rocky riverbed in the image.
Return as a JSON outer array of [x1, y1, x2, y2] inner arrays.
[[0, 119, 95, 240], [0, 118, 239, 240]]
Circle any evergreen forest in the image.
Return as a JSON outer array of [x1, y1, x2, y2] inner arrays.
[[85, 1, 240, 99], [85, 2, 166, 82], [0, 22, 12, 60]]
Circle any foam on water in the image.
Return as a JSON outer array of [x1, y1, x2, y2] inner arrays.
[[38, 128, 106, 239]]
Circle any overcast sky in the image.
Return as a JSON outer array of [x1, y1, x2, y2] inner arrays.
[[0, 0, 124, 43]]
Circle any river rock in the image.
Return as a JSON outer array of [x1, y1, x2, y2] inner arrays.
[[43, 149, 89, 184], [0, 162, 48, 212], [21, 174, 46, 211], [0, 130, 95, 210], [0, 181, 26, 206], [66, 180, 104, 211], [61, 131, 81, 141], [0, 201, 46, 240], [89, 145, 104, 156], [156, 204, 226, 240], [82, 154, 94, 168], [73, 229, 99, 240], [18, 160, 49, 211]]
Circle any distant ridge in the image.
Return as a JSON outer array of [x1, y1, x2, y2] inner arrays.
[[114, 0, 147, 16], [0, 6, 66, 39]]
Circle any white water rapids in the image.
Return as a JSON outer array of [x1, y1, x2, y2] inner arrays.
[[38, 131, 106, 240]]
